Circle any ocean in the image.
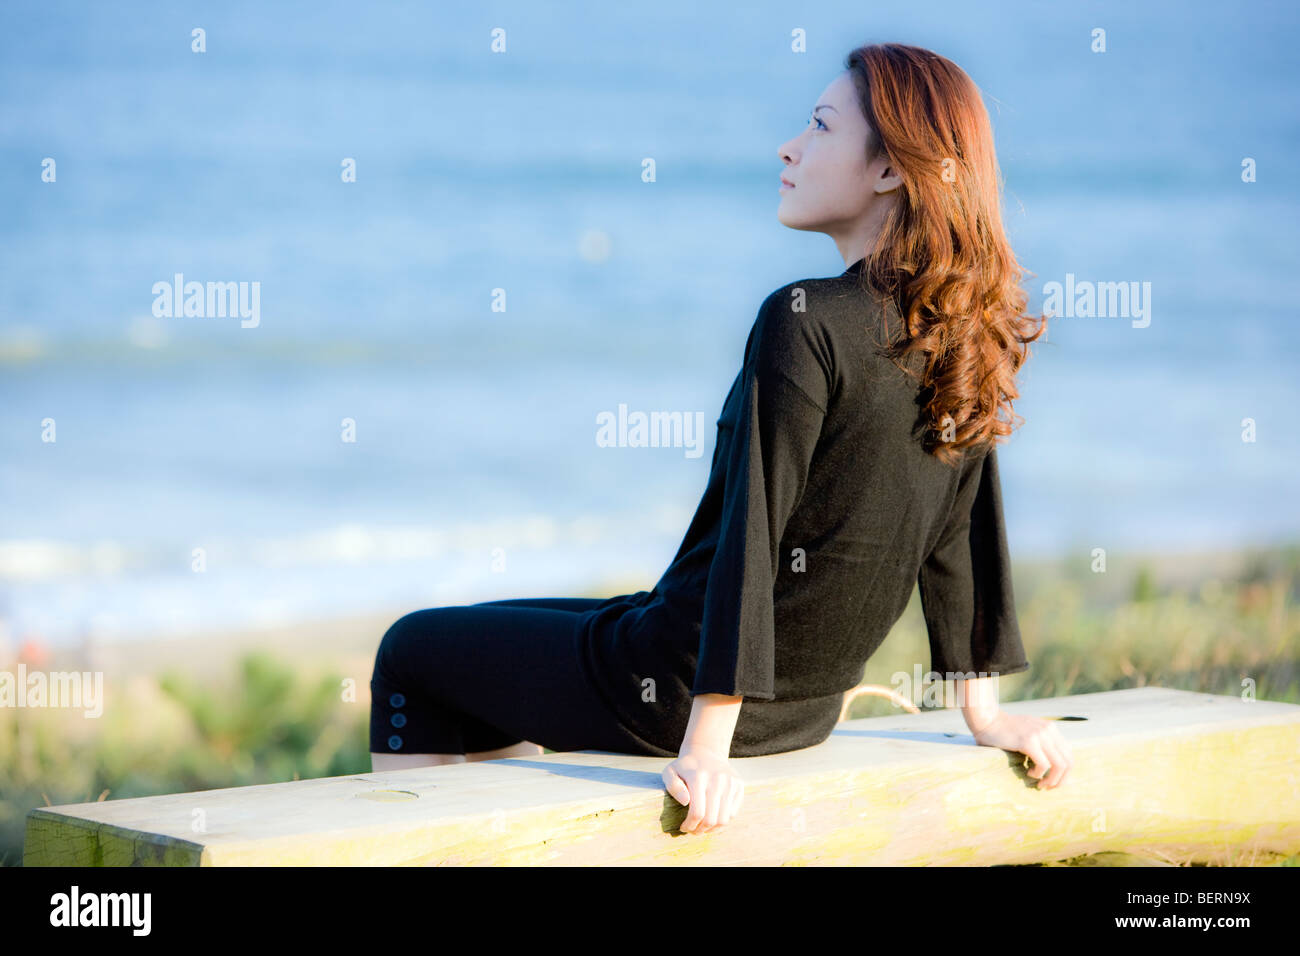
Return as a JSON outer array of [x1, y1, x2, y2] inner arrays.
[[2, 0, 1298, 646]]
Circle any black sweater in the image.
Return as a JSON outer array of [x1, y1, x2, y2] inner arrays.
[[576, 257, 1030, 754]]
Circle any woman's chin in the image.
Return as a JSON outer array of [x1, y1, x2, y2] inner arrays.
[[776, 205, 814, 230]]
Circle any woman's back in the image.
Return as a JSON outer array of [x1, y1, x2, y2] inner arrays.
[[577, 258, 1029, 743]]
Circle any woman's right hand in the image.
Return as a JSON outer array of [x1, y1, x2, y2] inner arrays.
[[662, 745, 745, 834]]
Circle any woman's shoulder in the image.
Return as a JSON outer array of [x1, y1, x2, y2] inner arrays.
[[757, 268, 889, 336], [745, 268, 891, 373]]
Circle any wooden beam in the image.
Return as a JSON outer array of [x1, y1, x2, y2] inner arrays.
[[23, 687, 1300, 866]]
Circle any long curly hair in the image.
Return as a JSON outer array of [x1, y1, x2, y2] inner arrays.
[[844, 43, 1047, 466]]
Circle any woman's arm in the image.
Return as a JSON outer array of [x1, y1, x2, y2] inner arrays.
[[661, 693, 745, 835], [681, 692, 743, 754], [957, 674, 1074, 789], [957, 673, 1002, 735]]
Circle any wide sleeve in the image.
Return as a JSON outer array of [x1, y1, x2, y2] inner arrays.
[[691, 290, 833, 700], [917, 445, 1031, 678]]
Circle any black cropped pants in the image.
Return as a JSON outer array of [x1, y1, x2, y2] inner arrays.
[[368, 596, 677, 758]]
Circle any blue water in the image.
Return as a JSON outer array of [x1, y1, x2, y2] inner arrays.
[[2, 1, 1298, 646]]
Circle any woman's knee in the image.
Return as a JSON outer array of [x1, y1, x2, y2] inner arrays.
[[371, 610, 429, 685]]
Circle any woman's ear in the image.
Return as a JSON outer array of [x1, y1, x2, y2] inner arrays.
[[874, 162, 903, 194]]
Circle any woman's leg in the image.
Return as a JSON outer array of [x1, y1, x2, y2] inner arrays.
[[470, 596, 609, 613], [461, 598, 609, 763], [371, 599, 597, 769], [369, 600, 668, 772], [465, 740, 544, 762], [464, 598, 612, 760]]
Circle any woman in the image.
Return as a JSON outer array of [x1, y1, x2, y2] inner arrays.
[[369, 42, 1073, 835]]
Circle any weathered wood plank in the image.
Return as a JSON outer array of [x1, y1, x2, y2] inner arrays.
[[23, 687, 1300, 866]]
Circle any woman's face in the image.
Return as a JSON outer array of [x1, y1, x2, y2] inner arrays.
[[777, 71, 899, 246]]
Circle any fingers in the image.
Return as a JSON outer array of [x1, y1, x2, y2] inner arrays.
[[1021, 735, 1053, 787], [1040, 727, 1073, 789], [701, 776, 731, 832], [664, 756, 746, 834], [681, 774, 710, 832], [688, 775, 723, 833], [661, 766, 690, 806], [678, 773, 742, 834], [1022, 724, 1073, 790]]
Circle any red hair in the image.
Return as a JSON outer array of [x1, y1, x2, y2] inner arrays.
[[845, 43, 1047, 465]]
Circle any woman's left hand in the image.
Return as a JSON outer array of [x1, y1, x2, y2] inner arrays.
[[971, 711, 1073, 790]]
